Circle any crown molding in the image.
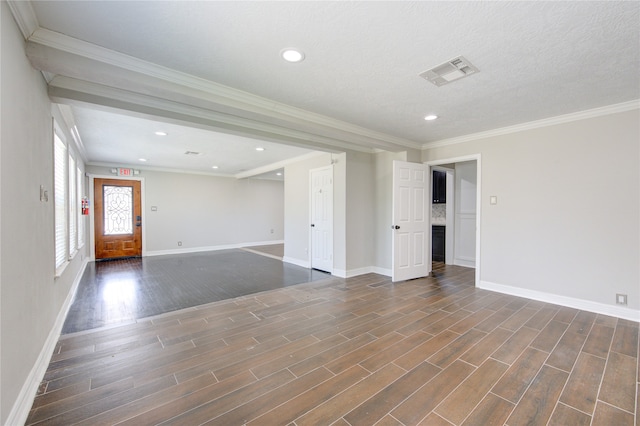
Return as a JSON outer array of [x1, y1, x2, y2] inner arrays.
[[87, 161, 237, 178], [7, 0, 39, 39], [90, 152, 328, 180], [27, 28, 422, 153], [423, 100, 640, 149]]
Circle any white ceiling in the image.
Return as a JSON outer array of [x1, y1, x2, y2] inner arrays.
[[70, 107, 313, 178], [15, 1, 640, 176]]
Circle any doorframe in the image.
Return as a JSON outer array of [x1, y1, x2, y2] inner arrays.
[[88, 174, 146, 261], [431, 165, 455, 264], [425, 154, 481, 286]]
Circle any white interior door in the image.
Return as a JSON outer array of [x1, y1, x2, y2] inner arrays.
[[392, 160, 430, 282], [310, 166, 333, 273]]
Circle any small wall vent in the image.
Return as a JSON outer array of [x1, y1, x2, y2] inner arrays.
[[419, 56, 479, 87]]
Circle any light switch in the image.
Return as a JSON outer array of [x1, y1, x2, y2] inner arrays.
[[151, 206, 158, 211], [490, 196, 497, 205]]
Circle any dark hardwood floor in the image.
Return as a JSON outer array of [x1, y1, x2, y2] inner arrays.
[[30, 262, 638, 425], [62, 249, 328, 334]]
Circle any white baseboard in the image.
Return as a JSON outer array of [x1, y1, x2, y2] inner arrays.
[[332, 268, 346, 278], [244, 240, 284, 247], [454, 258, 476, 268], [332, 266, 391, 278], [6, 258, 89, 426], [282, 256, 310, 269], [334, 266, 392, 279], [371, 267, 392, 277], [479, 280, 640, 323], [145, 240, 284, 257]]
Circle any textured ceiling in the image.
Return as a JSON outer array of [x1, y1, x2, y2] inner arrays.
[[24, 1, 640, 174]]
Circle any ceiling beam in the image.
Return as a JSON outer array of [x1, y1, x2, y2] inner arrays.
[[25, 28, 423, 154]]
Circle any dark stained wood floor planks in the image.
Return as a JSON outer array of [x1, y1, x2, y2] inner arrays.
[[29, 262, 638, 425], [62, 248, 328, 334]]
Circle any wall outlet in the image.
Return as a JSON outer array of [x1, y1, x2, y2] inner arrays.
[[270, 228, 274, 234], [177, 241, 182, 247], [616, 293, 627, 305]]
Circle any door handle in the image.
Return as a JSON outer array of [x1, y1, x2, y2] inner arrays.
[[391, 225, 400, 229], [136, 223, 141, 227]]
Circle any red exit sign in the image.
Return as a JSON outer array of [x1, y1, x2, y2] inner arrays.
[[118, 168, 133, 177]]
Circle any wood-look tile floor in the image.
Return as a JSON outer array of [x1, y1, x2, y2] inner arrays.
[[29, 264, 639, 425]]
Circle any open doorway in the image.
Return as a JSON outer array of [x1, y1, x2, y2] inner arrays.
[[430, 165, 455, 269], [426, 155, 481, 285]]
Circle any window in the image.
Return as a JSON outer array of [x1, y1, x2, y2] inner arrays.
[[54, 132, 67, 269], [103, 185, 133, 235], [54, 124, 85, 272]]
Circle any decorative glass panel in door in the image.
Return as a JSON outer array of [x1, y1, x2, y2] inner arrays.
[[103, 185, 133, 235]]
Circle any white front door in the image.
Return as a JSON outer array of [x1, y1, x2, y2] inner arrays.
[[310, 166, 333, 273], [392, 160, 430, 282]]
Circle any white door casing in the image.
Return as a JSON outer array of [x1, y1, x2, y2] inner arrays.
[[392, 161, 430, 282], [310, 166, 333, 273]]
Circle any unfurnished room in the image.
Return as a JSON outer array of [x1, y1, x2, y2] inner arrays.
[[1, 1, 639, 425]]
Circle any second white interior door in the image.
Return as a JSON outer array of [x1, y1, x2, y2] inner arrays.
[[310, 166, 333, 273]]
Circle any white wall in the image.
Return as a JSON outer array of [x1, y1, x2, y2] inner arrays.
[[345, 151, 375, 274], [1, 5, 89, 423], [374, 151, 407, 272], [86, 166, 284, 254], [283, 153, 334, 266], [333, 153, 347, 274], [423, 108, 639, 318], [283, 150, 384, 277], [454, 161, 477, 267]]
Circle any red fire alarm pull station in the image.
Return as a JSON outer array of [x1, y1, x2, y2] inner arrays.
[[81, 197, 90, 215]]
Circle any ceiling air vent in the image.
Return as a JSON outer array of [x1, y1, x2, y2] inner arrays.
[[419, 56, 479, 87]]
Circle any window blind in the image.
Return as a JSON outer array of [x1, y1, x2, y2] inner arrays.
[[69, 154, 77, 256], [54, 133, 67, 268]]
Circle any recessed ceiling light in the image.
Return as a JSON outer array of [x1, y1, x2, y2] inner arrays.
[[255, 147, 265, 151], [211, 165, 219, 169], [139, 158, 148, 162], [281, 48, 305, 63], [424, 115, 438, 121], [276, 172, 282, 176], [154, 131, 167, 136]]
